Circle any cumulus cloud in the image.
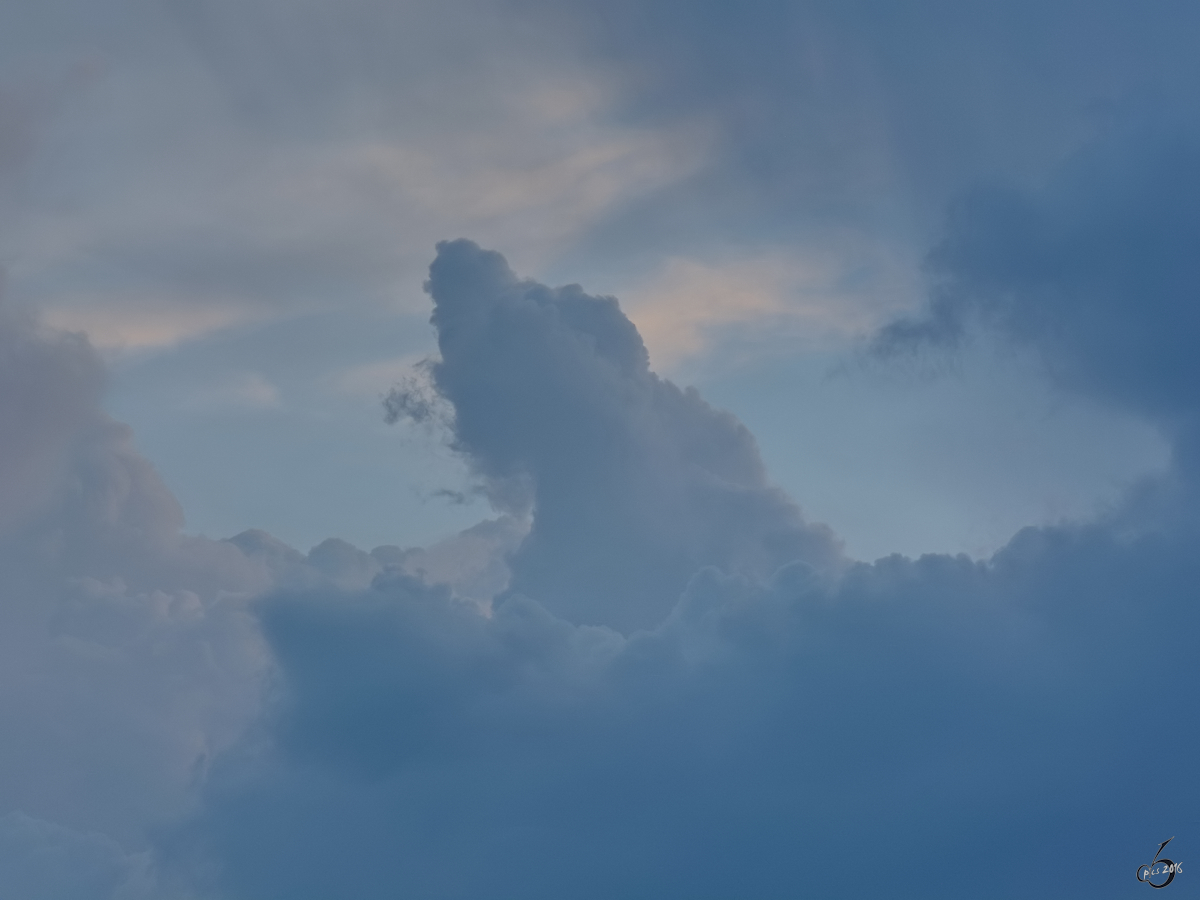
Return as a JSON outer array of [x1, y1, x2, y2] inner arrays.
[[3, 181, 1197, 898], [0, 293, 529, 894], [419, 240, 841, 632], [0, 297, 279, 886], [158, 237, 1200, 899], [169, 512, 1200, 899], [8, 2, 1200, 896]]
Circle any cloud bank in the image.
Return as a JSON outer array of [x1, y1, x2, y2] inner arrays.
[[0, 296, 266, 896], [4, 2, 1200, 896], [0, 291, 513, 896], [150, 227, 1200, 898], [3, 199, 1199, 895]]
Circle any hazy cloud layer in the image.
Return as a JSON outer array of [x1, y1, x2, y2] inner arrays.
[[2, 0, 707, 350], [18, 0, 1200, 353]]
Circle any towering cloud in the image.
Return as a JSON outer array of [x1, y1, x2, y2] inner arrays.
[[417, 240, 840, 632]]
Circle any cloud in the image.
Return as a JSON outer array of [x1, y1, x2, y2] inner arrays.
[[875, 117, 1200, 449], [41, 294, 255, 353], [339, 127, 707, 247], [381, 358, 448, 428], [170, 513, 1200, 900], [1, 5, 709, 356], [6, 117, 1200, 888], [0, 296, 278, 882], [0, 221, 1193, 898], [160, 238, 1200, 899], [522, 0, 1200, 215], [11, 0, 1200, 383], [387, 515, 528, 608], [0, 284, 521, 891], [420, 240, 841, 632], [620, 240, 920, 370], [7, 2, 1200, 890], [0, 299, 103, 537]]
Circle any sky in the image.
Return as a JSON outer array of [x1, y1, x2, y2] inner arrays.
[[1, 1, 1199, 897]]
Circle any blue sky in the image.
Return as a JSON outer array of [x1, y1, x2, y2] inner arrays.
[[1, 1, 1199, 897]]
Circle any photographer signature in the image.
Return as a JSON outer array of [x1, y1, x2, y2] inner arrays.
[[1137, 838, 1182, 889]]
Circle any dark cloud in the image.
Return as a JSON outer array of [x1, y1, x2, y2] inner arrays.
[[160, 240, 1200, 899], [511, 0, 1200, 260], [422, 239, 840, 632], [876, 118, 1200, 454], [383, 358, 448, 428], [168, 513, 1200, 899], [7, 1, 1200, 891]]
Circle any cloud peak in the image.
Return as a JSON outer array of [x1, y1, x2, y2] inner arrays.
[[419, 239, 840, 631]]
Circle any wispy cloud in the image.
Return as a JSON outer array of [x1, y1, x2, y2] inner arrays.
[[41, 293, 256, 352], [622, 238, 919, 370]]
